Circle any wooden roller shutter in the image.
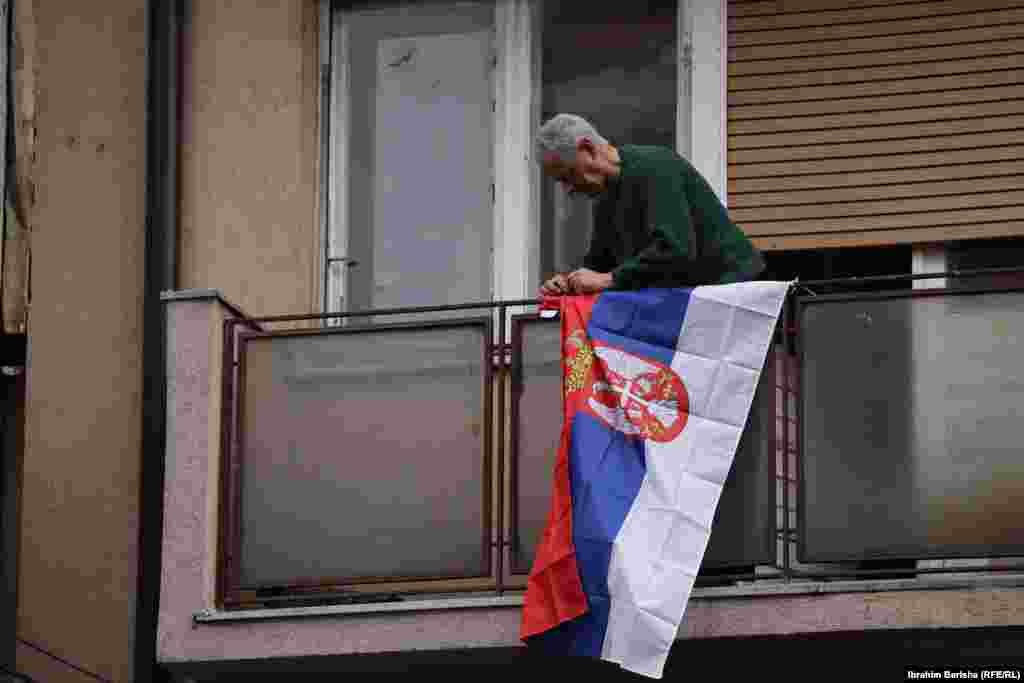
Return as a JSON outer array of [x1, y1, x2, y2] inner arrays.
[[727, 0, 1024, 251]]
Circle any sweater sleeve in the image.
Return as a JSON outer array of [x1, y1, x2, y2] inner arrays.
[[609, 167, 696, 290]]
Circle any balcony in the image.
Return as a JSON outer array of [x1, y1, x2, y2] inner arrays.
[[157, 273, 1024, 673]]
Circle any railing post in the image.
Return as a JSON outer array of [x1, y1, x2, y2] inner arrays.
[[218, 317, 237, 607], [780, 288, 795, 580], [496, 304, 506, 595]]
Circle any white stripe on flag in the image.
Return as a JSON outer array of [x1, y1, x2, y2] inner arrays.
[[601, 281, 790, 678]]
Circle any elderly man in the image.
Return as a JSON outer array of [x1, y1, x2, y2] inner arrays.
[[538, 113, 765, 296]]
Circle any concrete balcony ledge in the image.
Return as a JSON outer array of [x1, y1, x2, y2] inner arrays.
[[161, 288, 255, 322], [168, 580, 1024, 665]]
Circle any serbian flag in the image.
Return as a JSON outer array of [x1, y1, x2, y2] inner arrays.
[[520, 281, 790, 678]]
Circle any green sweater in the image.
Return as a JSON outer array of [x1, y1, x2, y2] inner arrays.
[[584, 144, 765, 290]]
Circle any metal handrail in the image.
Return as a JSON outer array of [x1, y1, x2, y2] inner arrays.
[[795, 265, 1024, 289]]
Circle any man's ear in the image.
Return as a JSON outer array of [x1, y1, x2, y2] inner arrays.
[[575, 137, 596, 160]]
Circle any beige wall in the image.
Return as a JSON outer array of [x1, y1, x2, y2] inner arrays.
[[179, 1, 322, 317], [17, 1, 148, 682]]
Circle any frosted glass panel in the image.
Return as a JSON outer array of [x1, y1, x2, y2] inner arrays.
[[239, 323, 489, 586], [800, 290, 1024, 561], [511, 318, 563, 574]]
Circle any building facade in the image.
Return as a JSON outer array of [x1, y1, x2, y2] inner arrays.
[[1, 1, 1023, 681]]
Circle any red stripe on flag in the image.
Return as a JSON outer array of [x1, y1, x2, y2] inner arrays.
[[520, 295, 598, 640]]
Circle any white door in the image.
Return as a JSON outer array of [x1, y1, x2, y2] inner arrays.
[[330, 2, 495, 319]]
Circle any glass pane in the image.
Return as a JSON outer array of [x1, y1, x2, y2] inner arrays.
[[238, 323, 489, 586], [800, 291, 1024, 561], [342, 3, 494, 316], [539, 1, 678, 278], [512, 317, 562, 574], [511, 318, 775, 575], [702, 349, 776, 570]]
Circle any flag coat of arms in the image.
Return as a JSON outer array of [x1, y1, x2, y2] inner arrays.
[[521, 281, 790, 679]]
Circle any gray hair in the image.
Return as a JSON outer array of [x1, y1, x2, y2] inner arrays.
[[535, 113, 608, 163]]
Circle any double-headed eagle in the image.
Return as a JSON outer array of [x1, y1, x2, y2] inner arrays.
[[564, 329, 594, 394]]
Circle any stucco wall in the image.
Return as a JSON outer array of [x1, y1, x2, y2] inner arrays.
[[17, 1, 148, 682], [178, 1, 322, 318]]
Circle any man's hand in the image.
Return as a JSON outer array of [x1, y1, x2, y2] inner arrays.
[[541, 269, 613, 296], [540, 273, 571, 296], [567, 268, 613, 294]]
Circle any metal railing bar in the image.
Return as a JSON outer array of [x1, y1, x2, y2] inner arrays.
[[796, 264, 1024, 289], [496, 304, 506, 593], [787, 563, 1024, 580], [238, 298, 544, 325]]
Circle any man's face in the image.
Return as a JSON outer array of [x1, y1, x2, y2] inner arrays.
[[541, 142, 606, 198]]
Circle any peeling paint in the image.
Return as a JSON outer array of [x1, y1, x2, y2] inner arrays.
[[388, 45, 417, 68]]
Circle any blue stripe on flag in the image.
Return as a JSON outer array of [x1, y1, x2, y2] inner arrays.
[[586, 289, 690, 367], [566, 412, 647, 656]]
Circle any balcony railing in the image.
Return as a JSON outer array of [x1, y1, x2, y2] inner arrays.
[[215, 269, 1024, 610]]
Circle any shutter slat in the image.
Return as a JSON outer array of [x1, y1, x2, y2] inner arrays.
[[731, 145, 1023, 179], [731, 130, 1024, 164], [729, 99, 1024, 135], [729, 68, 1022, 105], [730, 31, 1024, 73], [729, 53, 1018, 91], [732, 191, 1024, 223], [730, 176, 1024, 209], [730, 114, 1024, 149], [729, 0, 1024, 33], [741, 205, 1024, 236], [729, 160, 1024, 193], [749, 222, 1024, 251], [729, 0, 973, 20], [730, 84, 1024, 120], [730, 8, 1024, 47]]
